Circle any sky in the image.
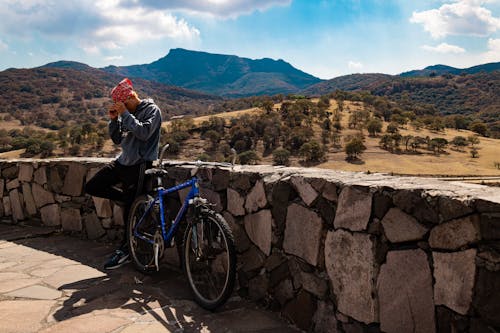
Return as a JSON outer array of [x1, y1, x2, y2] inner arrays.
[[0, 0, 499, 79]]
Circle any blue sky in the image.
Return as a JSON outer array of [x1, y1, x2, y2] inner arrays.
[[0, 0, 499, 79]]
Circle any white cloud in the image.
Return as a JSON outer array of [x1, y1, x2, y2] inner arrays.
[[483, 37, 500, 62], [119, 0, 292, 18], [410, 0, 500, 38], [422, 42, 466, 53], [105, 55, 124, 61], [0, 39, 7, 51], [348, 61, 363, 71]]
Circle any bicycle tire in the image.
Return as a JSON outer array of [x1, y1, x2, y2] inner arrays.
[[182, 208, 236, 310], [128, 194, 160, 273]]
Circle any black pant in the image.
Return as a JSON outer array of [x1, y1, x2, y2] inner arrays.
[[85, 160, 152, 250]]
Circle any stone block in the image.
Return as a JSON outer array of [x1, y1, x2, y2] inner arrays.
[[9, 189, 24, 222], [0, 179, 4, 198], [241, 245, 266, 272], [269, 262, 290, 287], [436, 306, 469, 333], [55, 194, 72, 203], [473, 266, 500, 327], [227, 188, 245, 216], [245, 180, 267, 213], [433, 249, 476, 315], [22, 183, 37, 216], [429, 215, 480, 250], [211, 168, 230, 191], [61, 163, 87, 196], [334, 187, 372, 231], [322, 181, 338, 202], [290, 176, 318, 206], [394, 190, 439, 224], [200, 187, 222, 212], [61, 207, 82, 231], [313, 301, 339, 333], [244, 209, 272, 256], [6, 179, 19, 191], [18, 163, 34, 182], [32, 183, 55, 208], [300, 271, 328, 298], [248, 274, 268, 301], [48, 165, 66, 193], [315, 197, 335, 228], [283, 203, 323, 266], [373, 191, 392, 220], [34, 166, 47, 185], [381, 207, 428, 243], [283, 290, 317, 331], [480, 213, 500, 240], [113, 204, 124, 226], [1, 165, 18, 179], [3, 196, 11, 216], [274, 279, 294, 305], [40, 204, 61, 226], [84, 212, 105, 240], [324, 229, 377, 324], [92, 197, 112, 218], [438, 197, 474, 221], [223, 212, 250, 253], [377, 249, 435, 333], [271, 181, 291, 236]]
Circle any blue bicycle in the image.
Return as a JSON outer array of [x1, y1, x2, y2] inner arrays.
[[127, 145, 236, 310]]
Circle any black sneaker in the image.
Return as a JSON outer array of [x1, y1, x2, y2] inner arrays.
[[104, 249, 131, 270]]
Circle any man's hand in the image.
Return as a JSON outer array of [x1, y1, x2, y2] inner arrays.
[[114, 101, 127, 115], [108, 104, 118, 120]]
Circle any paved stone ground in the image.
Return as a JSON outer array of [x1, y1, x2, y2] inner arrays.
[[0, 223, 301, 333]]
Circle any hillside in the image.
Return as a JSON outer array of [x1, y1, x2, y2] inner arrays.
[[102, 48, 322, 97], [400, 62, 500, 77], [0, 66, 223, 129]]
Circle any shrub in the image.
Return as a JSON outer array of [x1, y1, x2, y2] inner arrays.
[[273, 148, 291, 166], [238, 150, 260, 165]]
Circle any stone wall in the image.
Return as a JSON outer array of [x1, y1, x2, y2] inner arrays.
[[1, 158, 499, 333]]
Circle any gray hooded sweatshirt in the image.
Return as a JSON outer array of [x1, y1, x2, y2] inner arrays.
[[109, 98, 162, 166]]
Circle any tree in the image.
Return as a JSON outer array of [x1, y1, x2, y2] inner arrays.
[[238, 150, 260, 165], [299, 140, 325, 163], [469, 122, 488, 137], [451, 136, 468, 150], [430, 138, 448, 154], [467, 135, 480, 147], [366, 118, 383, 137], [203, 130, 221, 151], [386, 122, 399, 134], [470, 147, 479, 158], [379, 134, 393, 151], [345, 137, 366, 160], [273, 148, 291, 166]]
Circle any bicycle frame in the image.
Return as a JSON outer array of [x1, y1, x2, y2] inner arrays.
[[133, 176, 200, 246]]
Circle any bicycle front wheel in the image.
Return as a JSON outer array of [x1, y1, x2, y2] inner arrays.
[[183, 209, 236, 310], [128, 195, 159, 273]]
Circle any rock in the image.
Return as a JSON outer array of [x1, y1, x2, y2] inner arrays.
[[373, 191, 392, 220], [245, 180, 267, 213], [334, 187, 372, 231], [0, 179, 4, 198], [84, 212, 106, 240], [241, 245, 266, 272], [200, 187, 223, 212], [438, 197, 474, 221], [264, 252, 287, 272], [274, 279, 294, 305], [269, 262, 290, 287], [61, 207, 82, 231], [377, 249, 435, 333], [6, 179, 19, 191], [271, 181, 291, 236], [322, 181, 338, 202], [227, 188, 245, 216], [92, 197, 112, 218], [55, 194, 71, 203], [1, 165, 18, 179], [433, 249, 476, 315], [393, 190, 439, 224], [22, 184, 37, 216], [283, 203, 323, 266], [313, 301, 339, 333], [18, 163, 34, 182], [315, 197, 335, 228], [40, 204, 61, 226], [473, 266, 500, 327], [211, 168, 230, 191], [244, 209, 272, 256], [283, 290, 317, 331], [480, 213, 500, 240], [429, 215, 480, 250], [34, 166, 47, 185], [324, 230, 377, 324], [381, 207, 428, 243], [113, 204, 124, 226], [3, 196, 11, 216], [300, 271, 328, 298], [62, 163, 87, 197], [223, 212, 250, 253], [248, 274, 269, 301], [290, 176, 318, 206], [9, 189, 24, 222], [47, 165, 66, 193], [31, 183, 55, 208], [436, 306, 469, 333]]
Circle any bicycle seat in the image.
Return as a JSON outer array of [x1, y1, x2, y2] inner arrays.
[[145, 168, 168, 177]]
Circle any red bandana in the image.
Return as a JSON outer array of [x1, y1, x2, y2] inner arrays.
[[111, 78, 133, 103]]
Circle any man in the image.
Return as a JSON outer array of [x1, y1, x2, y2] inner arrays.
[[85, 78, 162, 269]]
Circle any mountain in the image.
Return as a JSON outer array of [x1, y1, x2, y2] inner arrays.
[[102, 48, 322, 97], [300, 73, 392, 95], [400, 62, 500, 77]]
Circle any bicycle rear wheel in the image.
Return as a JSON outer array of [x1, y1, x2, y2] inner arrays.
[[183, 209, 236, 310], [128, 195, 160, 273]]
